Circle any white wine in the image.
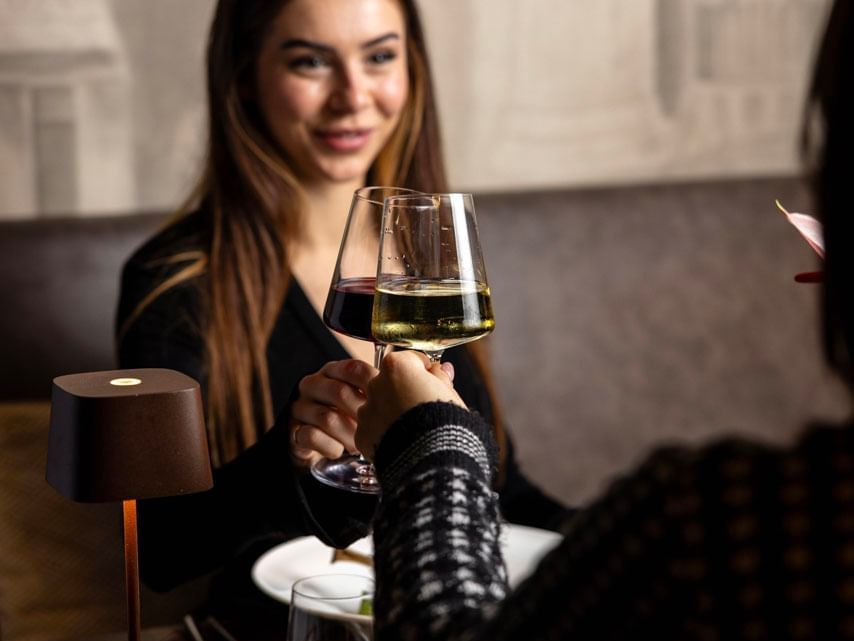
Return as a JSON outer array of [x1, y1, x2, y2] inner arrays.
[[372, 278, 495, 352]]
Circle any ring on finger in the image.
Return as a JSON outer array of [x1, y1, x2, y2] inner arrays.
[[292, 424, 304, 448]]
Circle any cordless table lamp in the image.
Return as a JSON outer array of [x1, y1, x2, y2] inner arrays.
[[46, 369, 213, 641]]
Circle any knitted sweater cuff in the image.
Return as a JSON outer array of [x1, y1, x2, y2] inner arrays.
[[373, 401, 498, 492]]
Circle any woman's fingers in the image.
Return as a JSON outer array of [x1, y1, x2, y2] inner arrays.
[[322, 358, 377, 390], [298, 375, 364, 418], [290, 396, 358, 453], [291, 422, 347, 461], [290, 355, 462, 465], [289, 360, 378, 465], [298, 359, 377, 418], [430, 361, 454, 388]]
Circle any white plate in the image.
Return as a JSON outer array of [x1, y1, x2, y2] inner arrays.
[[252, 523, 562, 605]]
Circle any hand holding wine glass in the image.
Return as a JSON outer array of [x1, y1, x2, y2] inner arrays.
[[356, 350, 464, 461], [289, 359, 376, 463], [372, 193, 495, 364]]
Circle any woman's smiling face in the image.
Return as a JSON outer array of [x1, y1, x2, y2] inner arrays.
[[253, 0, 409, 186]]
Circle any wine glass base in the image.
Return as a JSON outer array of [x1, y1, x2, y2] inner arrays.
[[310, 454, 381, 494]]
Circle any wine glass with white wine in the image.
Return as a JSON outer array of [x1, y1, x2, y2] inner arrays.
[[372, 193, 495, 364]]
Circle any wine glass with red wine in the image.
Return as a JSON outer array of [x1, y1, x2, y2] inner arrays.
[[314, 186, 421, 493]]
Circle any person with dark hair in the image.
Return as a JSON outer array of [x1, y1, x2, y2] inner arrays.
[[115, 0, 565, 615], [358, 2, 854, 639]]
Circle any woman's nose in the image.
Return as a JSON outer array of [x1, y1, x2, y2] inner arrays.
[[329, 66, 370, 113]]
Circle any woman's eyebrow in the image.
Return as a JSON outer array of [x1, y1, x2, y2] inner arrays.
[[280, 38, 334, 53], [361, 33, 400, 48], [279, 33, 399, 53]]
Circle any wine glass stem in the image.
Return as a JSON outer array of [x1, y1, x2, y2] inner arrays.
[[351, 343, 388, 470], [373, 343, 386, 370], [425, 350, 444, 364]]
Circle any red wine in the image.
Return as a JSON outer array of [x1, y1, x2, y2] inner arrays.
[[323, 277, 377, 342]]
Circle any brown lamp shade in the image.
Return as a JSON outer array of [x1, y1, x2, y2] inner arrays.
[[46, 368, 213, 502]]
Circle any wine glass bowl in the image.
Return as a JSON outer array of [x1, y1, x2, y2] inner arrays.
[[373, 193, 495, 363], [372, 280, 494, 353], [323, 276, 377, 342], [322, 186, 422, 346], [287, 574, 374, 641]]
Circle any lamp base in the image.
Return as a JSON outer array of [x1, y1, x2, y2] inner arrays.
[[123, 499, 141, 641]]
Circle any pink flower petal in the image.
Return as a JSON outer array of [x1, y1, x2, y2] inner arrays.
[[776, 200, 825, 259]]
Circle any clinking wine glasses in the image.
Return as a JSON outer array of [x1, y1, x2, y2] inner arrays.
[[373, 193, 495, 364]]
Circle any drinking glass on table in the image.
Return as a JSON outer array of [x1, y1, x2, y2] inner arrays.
[[373, 193, 495, 364], [314, 186, 421, 493], [287, 574, 374, 641]]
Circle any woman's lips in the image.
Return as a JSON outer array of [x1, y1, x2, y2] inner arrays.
[[314, 128, 373, 152]]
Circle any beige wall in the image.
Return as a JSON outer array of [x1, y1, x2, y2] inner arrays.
[[423, 0, 830, 191], [0, 0, 135, 218], [0, 0, 832, 218]]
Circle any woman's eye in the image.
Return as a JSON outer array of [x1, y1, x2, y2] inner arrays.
[[289, 55, 329, 71], [368, 50, 397, 65]]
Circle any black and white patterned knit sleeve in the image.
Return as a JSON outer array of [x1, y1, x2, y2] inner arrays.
[[371, 402, 509, 641], [370, 401, 697, 641]]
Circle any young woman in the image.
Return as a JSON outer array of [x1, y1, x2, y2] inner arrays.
[[115, 0, 566, 613], [359, 2, 854, 638]]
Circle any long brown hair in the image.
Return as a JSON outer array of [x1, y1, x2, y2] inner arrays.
[[805, 0, 854, 392], [123, 0, 505, 468]]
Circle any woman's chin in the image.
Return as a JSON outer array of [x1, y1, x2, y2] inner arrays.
[[312, 159, 376, 186]]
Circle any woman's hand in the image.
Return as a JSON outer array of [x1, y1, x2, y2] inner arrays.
[[289, 359, 378, 467], [356, 350, 466, 461]]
